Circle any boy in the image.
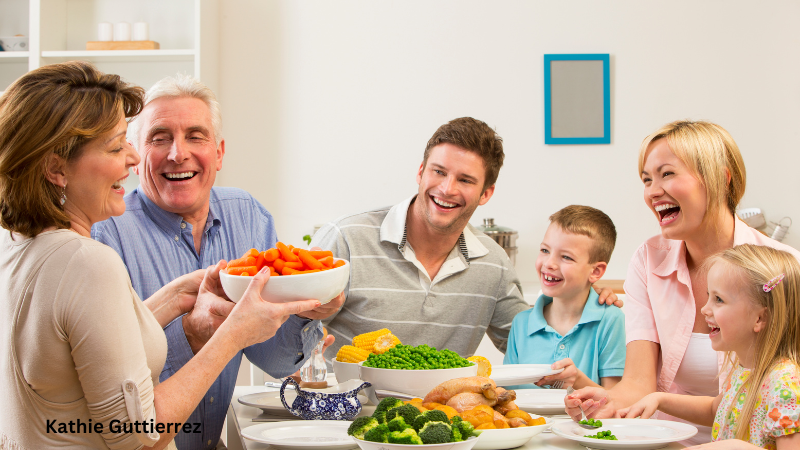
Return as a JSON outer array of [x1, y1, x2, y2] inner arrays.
[[504, 205, 625, 389]]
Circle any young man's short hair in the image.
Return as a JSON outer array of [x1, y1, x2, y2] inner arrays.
[[423, 117, 504, 190], [549, 205, 617, 264]]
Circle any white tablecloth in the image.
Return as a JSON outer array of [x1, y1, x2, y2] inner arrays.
[[226, 386, 685, 450]]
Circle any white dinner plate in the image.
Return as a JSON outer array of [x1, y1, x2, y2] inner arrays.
[[239, 390, 373, 418], [514, 388, 568, 415], [241, 421, 358, 449], [551, 418, 698, 449], [473, 417, 551, 450], [238, 391, 299, 417], [490, 364, 564, 386]]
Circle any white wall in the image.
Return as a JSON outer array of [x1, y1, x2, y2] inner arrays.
[[215, 1, 800, 285]]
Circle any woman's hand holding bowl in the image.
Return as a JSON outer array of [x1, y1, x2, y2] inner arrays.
[[219, 265, 321, 350]]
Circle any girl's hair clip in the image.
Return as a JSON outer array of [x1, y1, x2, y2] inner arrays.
[[763, 273, 785, 293]]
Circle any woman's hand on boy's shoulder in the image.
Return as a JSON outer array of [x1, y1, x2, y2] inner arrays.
[[594, 286, 623, 308]]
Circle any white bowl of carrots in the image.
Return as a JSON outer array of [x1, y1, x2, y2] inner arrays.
[[219, 242, 350, 304]]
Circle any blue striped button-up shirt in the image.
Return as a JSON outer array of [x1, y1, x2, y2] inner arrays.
[[93, 186, 321, 450]]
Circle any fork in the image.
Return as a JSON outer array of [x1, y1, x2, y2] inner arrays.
[[565, 387, 600, 429], [550, 380, 564, 389]]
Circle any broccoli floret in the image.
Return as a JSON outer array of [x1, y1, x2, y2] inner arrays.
[[387, 416, 412, 432], [386, 403, 421, 424], [363, 423, 390, 443], [451, 426, 463, 442], [387, 428, 423, 445], [375, 397, 404, 416], [413, 409, 450, 431], [451, 416, 475, 438], [419, 421, 453, 444], [347, 416, 379, 439], [372, 410, 387, 424]]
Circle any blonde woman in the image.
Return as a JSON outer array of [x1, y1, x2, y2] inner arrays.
[[565, 120, 800, 445], [618, 244, 800, 449], [0, 62, 321, 449]]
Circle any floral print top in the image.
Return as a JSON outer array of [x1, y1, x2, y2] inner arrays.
[[712, 360, 800, 449]]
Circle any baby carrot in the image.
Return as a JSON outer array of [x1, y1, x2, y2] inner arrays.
[[243, 248, 259, 259], [254, 254, 266, 270], [273, 259, 286, 273], [227, 256, 256, 268], [269, 266, 280, 277], [276, 242, 299, 262], [319, 256, 334, 268], [283, 268, 321, 276], [227, 266, 257, 276], [284, 261, 304, 270], [262, 248, 280, 262], [333, 260, 346, 268], [298, 249, 325, 270], [309, 250, 333, 259], [292, 247, 302, 255]]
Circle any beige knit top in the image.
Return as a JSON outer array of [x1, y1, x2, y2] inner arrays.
[[0, 230, 168, 449]]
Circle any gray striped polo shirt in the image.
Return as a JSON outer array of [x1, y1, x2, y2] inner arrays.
[[312, 195, 529, 363]]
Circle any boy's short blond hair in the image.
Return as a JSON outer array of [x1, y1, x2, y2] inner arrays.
[[549, 205, 617, 264]]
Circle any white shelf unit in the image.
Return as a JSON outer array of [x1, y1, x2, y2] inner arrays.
[[1, 0, 219, 95]]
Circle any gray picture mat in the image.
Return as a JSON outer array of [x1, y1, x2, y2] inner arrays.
[[550, 60, 605, 138]]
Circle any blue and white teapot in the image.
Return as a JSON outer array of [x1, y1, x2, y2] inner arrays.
[[280, 378, 371, 420]]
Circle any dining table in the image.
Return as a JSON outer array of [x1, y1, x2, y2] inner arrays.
[[225, 384, 686, 450]]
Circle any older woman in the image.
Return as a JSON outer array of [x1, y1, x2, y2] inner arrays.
[[0, 62, 321, 449], [566, 120, 800, 445]]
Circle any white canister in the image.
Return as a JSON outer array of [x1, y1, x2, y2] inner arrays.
[[132, 22, 149, 41], [113, 22, 131, 41], [97, 22, 113, 41]]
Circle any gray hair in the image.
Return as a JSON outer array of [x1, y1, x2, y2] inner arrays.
[[128, 73, 222, 148]]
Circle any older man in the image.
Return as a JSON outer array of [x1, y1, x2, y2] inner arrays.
[[93, 75, 342, 450], [312, 117, 618, 362]]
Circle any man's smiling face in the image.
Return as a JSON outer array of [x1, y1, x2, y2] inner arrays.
[[415, 143, 494, 234], [134, 96, 224, 220]]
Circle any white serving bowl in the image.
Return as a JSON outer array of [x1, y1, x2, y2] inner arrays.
[[358, 362, 478, 399], [472, 417, 552, 450], [220, 259, 349, 304], [353, 436, 478, 450], [0, 36, 28, 51], [332, 359, 361, 383]]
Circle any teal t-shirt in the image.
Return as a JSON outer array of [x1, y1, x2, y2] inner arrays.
[[502, 289, 626, 388]]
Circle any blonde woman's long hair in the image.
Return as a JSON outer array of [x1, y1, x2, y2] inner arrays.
[[638, 120, 746, 231], [711, 244, 800, 441]]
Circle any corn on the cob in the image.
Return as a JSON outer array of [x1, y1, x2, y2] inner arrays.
[[336, 345, 371, 363], [351, 328, 392, 351], [373, 332, 401, 354]]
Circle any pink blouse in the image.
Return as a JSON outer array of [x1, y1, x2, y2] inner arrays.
[[623, 218, 800, 394]]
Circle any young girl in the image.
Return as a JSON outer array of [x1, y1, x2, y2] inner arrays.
[[618, 244, 800, 449]]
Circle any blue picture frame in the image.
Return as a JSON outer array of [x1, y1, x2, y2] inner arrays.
[[544, 54, 610, 145]]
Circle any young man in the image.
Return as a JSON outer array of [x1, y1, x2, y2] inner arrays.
[[313, 118, 619, 361], [505, 205, 626, 389]]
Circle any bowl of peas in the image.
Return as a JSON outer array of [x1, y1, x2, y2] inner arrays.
[[358, 344, 478, 398]]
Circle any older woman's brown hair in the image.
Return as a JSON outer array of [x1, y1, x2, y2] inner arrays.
[[0, 61, 144, 237]]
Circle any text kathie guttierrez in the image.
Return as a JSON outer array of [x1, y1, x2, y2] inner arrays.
[[47, 418, 202, 434]]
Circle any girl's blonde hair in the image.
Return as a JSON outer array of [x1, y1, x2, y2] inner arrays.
[[638, 120, 746, 229], [711, 244, 800, 441]]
